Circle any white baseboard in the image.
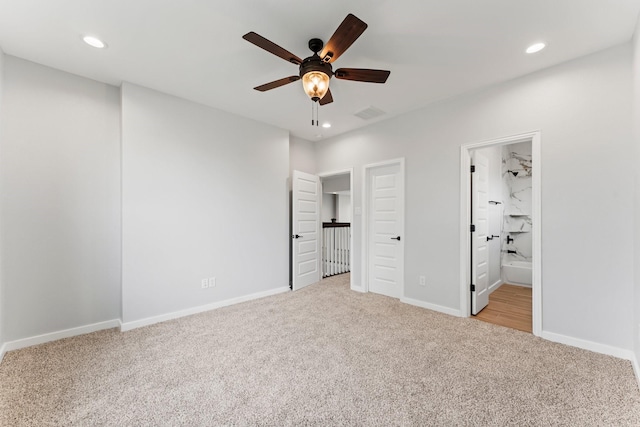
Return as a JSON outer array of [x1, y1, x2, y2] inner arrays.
[[541, 331, 636, 361], [632, 353, 640, 392], [121, 286, 290, 332], [488, 279, 503, 293], [0, 287, 291, 362], [401, 297, 462, 317], [350, 285, 366, 293], [1, 319, 121, 357], [505, 282, 532, 289]]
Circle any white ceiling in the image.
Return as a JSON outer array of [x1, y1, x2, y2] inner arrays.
[[0, 0, 639, 141]]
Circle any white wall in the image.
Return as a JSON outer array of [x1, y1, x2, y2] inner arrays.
[[322, 193, 336, 222], [289, 136, 316, 285], [632, 17, 640, 370], [121, 83, 289, 324], [322, 174, 351, 222], [0, 57, 121, 341], [338, 194, 351, 223], [289, 136, 316, 175], [0, 47, 5, 348], [322, 174, 350, 193], [315, 45, 634, 351]]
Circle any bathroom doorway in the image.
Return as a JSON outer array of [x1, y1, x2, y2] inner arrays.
[[460, 132, 541, 335]]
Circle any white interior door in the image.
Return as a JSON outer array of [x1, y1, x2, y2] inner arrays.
[[368, 163, 404, 298], [292, 170, 320, 290], [471, 151, 489, 314]]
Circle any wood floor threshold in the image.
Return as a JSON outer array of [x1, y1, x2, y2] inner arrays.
[[474, 283, 532, 333]]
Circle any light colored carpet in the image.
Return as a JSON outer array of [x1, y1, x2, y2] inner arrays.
[[1, 273, 639, 426]]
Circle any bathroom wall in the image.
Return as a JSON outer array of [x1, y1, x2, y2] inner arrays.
[[502, 141, 533, 263]]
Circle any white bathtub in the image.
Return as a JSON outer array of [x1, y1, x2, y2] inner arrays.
[[502, 261, 532, 286]]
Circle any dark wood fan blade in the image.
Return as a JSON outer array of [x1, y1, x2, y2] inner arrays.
[[319, 88, 333, 106], [243, 32, 302, 65], [319, 14, 367, 63], [254, 76, 300, 92], [334, 68, 390, 83]]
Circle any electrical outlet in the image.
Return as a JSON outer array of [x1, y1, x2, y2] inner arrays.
[[201, 279, 209, 289], [419, 276, 426, 286], [209, 277, 216, 288]]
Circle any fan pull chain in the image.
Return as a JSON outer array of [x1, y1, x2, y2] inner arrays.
[[310, 100, 320, 126]]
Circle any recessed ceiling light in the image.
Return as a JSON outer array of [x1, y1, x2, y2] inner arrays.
[[83, 35, 107, 49], [526, 42, 546, 54], [322, 123, 331, 128]]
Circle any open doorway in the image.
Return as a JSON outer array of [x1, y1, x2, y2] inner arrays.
[[460, 132, 541, 336], [291, 169, 354, 291], [319, 172, 352, 279], [318, 169, 353, 288]]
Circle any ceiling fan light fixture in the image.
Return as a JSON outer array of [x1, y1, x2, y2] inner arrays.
[[243, 14, 389, 110], [302, 71, 330, 101]]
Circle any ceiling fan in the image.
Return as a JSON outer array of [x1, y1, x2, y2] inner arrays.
[[242, 13, 390, 107]]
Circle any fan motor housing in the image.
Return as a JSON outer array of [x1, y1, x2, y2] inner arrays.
[[299, 55, 333, 79]]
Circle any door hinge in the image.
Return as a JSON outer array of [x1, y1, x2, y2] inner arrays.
[[470, 224, 475, 232], [470, 165, 475, 173], [470, 284, 476, 292]]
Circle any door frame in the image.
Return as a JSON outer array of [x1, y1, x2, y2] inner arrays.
[[460, 131, 542, 336], [362, 158, 405, 297], [317, 168, 354, 291]]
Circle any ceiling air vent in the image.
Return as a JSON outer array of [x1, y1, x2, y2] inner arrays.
[[354, 106, 386, 120]]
